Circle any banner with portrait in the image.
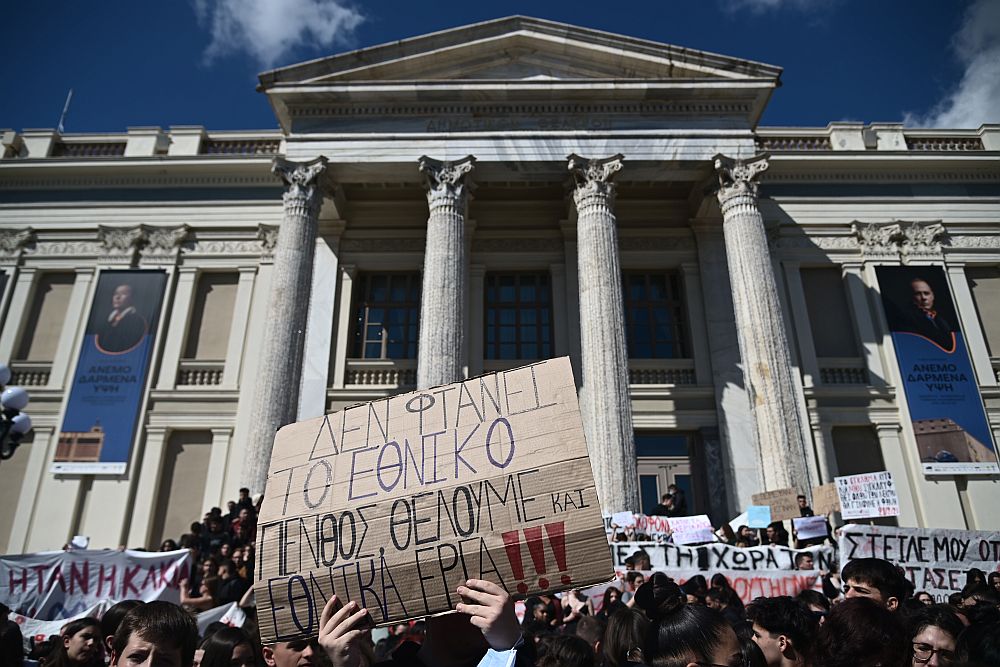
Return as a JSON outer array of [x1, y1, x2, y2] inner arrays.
[[876, 266, 998, 475], [52, 270, 167, 474]]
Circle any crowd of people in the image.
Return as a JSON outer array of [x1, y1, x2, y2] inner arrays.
[[3, 486, 1000, 667]]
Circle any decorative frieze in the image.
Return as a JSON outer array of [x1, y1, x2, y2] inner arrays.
[[849, 221, 947, 261], [471, 237, 563, 253], [97, 225, 145, 264], [341, 238, 425, 253], [141, 225, 189, 265]]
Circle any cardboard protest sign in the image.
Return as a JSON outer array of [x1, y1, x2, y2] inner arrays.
[[254, 357, 613, 642], [811, 483, 840, 516], [751, 488, 800, 522], [835, 472, 900, 520], [793, 516, 828, 541], [839, 524, 1000, 601], [747, 506, 772, 529], [668, 515, 715, 545]]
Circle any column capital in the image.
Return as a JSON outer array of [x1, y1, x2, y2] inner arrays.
[[0, 227, 34, 259], [713, 153, 769, 206], [419, 155, 476, 207], [568, 153, 623, 206], [272, 156, 328, 215]]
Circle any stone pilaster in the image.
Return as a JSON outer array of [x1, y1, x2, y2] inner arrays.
[[241, 156, 327, 493], [568, 153, 638, 513], [714, 154, 810, 492], [416, 155, 475, 389]]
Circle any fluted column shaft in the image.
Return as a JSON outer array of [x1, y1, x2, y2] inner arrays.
[[242, 156, 327, 493], [714, 154, 810, 492], [416, 156, 475, 389], [569, 154, 639, 513]]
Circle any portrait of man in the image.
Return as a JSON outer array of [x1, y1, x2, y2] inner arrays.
[[882, 273, 956, 352], [96, 284, 148, 353]]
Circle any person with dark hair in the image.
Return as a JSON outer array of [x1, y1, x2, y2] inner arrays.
[[955, 619, 1000, 666], [621, 571, 645, 607], [961, 584, 1000, 609], [965, 568, 987, 589], [705, 589, 745, 628], [913, 591, 934, 606], [575, 615, 605, 657], [597, 587, 624, 621], [199, 627, 264, 667], [180, 576, 218, 612], [736, 525, 759, 548], [793, 552, 815, 571], [988, 571, 1000, 595], [100, 601, 144, 655], [794, 590, 830, 624], [216, 559, 251, 606], [110, 602, 199, 667], [601, 607, 647, 667], [710, 573, 745, 615], [48, 618, 104, 667], [795, 496, 813, 518], [762, 522, 789, 547], [0, 602, 24, 667], [734, 623, 768, 667], [811, 597, 907, 667], [841, 557, 912, 611], [160, 539, 179, 552], [536, 635, 594, 667], [633, 572, 742, 667], [906, 604, 962, 667], [562, 588, 594, 635], [745, 596, 817, 667]]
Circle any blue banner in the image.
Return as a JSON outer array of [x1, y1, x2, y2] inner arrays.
[[53, 270, 167, 474], [877, 266, 998, 475]]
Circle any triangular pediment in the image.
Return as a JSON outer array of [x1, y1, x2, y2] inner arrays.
[[259, 16, 782, 86]]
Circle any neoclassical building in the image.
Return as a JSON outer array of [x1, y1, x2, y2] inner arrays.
[[1, 17, 998, 553]]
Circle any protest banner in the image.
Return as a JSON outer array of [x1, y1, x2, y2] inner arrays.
[[747, 506, 771, 529], [668, 515, 715, 545], [608, 541, 835, 575], [793, 516, 828, 541], [835, 471, 900, 520], [811, 483, 840, 515], [0, 549, 190, 619], [839, 524, 1000, 601], [7, 602, 110, 652], [751, 488, 800, 521], [254, 357, 614, 642], [53, 270, 168, 474], [194, 602, 247, 637], [876, 266, 999, 475]]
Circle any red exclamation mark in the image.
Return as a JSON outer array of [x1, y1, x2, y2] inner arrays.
[[523, 525, 548, 589], [501, 530, 528, 594], [544, 521, 572, 586]]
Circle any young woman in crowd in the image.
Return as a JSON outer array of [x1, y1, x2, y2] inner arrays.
[[601, 606, 648, 667], [48, 618, 104, 667], [906, 605, 962, 667], [633, 572, 742, 667], [561, 588, 595, 635], [180, 576, 219, 612], [198, 627, 265, 667], [597, 587, 624, 621]]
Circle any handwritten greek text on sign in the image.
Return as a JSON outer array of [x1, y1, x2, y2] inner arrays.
[[835, 471, 900, 520], [254, 358, 613, 643]]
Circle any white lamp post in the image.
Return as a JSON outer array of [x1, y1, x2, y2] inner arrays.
[[0, 362, 33, 461]]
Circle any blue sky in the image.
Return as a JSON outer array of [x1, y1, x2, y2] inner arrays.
[[3, 0, 998, 133]]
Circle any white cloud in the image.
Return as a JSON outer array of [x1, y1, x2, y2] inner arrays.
[[193, 0, 364, 69], [904, 0, 1000, 128]]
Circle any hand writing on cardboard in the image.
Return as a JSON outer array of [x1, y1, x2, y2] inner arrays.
[[455, 579, 521, 651], [318, 595, 370, 667]]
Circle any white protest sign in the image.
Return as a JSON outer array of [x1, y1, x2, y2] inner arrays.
[[608, 541, 835, 574], [793, 516, 828, 541], [835, 471, 900, 520], [839, 524, 1000, 602], [668, 515, 715, 545], [611, 511, 636, 528], [254, 357, 614, 642], [0, 549, 190, 620]]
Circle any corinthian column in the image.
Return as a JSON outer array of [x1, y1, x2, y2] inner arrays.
[[568, 154, 639, 513], [714, 154, 810, 491], [242, 156, 327, 493], [416, 155, 475, 389]]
